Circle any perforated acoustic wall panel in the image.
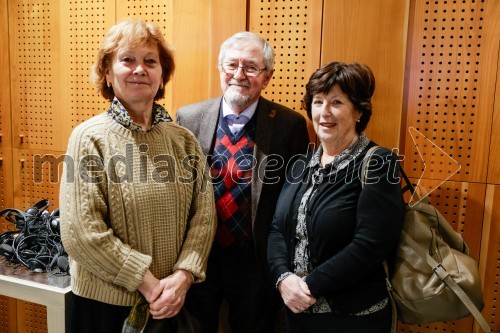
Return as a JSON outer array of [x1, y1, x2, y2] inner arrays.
[[248, 0, 323, 124], [116, 0, 174, 111], [10, 0, 62, 151], [402, 0, 500, 332], [17, 302, 47, 333], [403, 0, 498, 183], [0, 295, 16, 333], [13, 149, 63, 210], [60, 0, 113, 133], [1, 1, 499, 333], [0, 296, 6, 333], [0, 296, 7, 333]]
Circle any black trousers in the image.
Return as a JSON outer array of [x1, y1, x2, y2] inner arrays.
[[69, 292, 131, 333], [185, 248, 276, 333], [285, 303, 392, 333]]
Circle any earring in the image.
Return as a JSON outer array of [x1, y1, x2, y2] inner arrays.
[[107, 81, 111, 88], [356, 118, 361, 123], [160, 82, 164, 89]]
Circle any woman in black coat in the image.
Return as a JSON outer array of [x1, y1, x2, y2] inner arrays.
[[268, 62, 405, 333]]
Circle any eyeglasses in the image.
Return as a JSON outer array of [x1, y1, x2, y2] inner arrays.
[[220, 63, 267, 77]]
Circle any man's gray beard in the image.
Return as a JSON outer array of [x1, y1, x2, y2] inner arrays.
[[224, 88, 251, 107]]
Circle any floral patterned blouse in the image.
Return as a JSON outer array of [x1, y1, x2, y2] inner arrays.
[[107, 97, 172, 131]]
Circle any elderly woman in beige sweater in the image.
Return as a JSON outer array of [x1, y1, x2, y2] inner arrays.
[[60, 19, 216, 332]]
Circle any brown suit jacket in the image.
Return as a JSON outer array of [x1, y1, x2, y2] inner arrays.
[[176, 96, 310, 295]]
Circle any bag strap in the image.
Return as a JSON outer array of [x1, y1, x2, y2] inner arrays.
[[401, 231, 491, 332], [360, 147, 491, 332], [360, 146, 380, 187]]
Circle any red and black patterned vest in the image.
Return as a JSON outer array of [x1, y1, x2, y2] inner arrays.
[[210, 113, 256, 249]]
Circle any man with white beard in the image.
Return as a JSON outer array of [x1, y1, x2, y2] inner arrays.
[[176, 31, 310, 333]]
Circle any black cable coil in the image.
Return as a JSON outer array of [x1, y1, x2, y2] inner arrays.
[[0, 199, 69, 275]]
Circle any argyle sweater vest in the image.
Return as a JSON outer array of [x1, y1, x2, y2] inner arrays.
[[210, 114, 256, 249]]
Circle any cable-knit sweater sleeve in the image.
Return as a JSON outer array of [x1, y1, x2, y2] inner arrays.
[[172, 128, 216, 283], [60, 115, 152, 293]]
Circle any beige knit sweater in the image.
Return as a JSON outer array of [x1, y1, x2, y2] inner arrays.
[[60, 112, 216, 306]]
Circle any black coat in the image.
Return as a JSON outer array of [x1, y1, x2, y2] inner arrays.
[[268, 142, 405, 314]]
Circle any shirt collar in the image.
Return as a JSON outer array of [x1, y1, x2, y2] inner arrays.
[[107, 97, 172, 132], [222, 98, 258, 121]]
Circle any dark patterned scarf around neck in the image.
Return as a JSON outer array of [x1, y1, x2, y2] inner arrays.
[[107, 97, 172, 132], [308, 133, 370, 183]]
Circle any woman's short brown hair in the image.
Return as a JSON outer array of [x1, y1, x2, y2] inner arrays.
[[302, 62, 375, 134], [90, 19, 175, 101]]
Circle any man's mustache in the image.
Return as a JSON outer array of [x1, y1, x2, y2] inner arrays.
[[228, 79, 251, 87]]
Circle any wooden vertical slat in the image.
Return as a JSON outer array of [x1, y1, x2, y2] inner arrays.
[[485, 17, 500, 184], [1, 2, 18, 330], [170, 0, 211, 112], [479, 185, 500, 332], [208, 0, 247, 99], [322, 0, 409, 149], [1, 0, 13, 212]]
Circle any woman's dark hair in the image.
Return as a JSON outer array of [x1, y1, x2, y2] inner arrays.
[[302, 62, 375, 134]]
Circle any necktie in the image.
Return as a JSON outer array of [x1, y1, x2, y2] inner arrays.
[[225, 114, 249, 135]]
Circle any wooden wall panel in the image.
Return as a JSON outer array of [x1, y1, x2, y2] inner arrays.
[[0, 296, 16, 333], [170, 0, 211, 112], [322, 0, 409, 150], [1, 1, 499, 333], [1, 2, 16, 329], [116, 0, 173, 113], [116, 0, 248, 117], [16, 302, 47, 333], [9, 0, 62, 151], [1, 0, 13, 211], [0, 147, 13, 212], [486, 38, 500, 184], [479, 185, 500, 332], [208, 0, 247, 99], [403, 0, 499, 183], [59, 0, 114, 138], [12, 149, 63, 211], [248, 0, 323, 141]]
